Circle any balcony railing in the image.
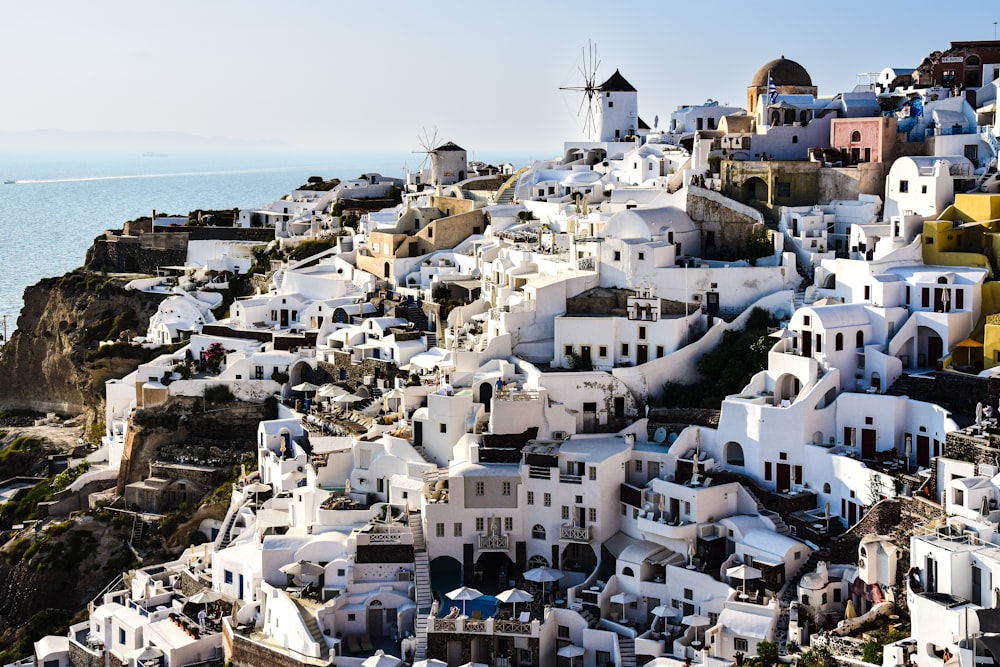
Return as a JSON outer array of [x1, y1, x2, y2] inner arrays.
[[560, 524, 593, 542], [495, 618, 533, 635], [478, 533, 510, 551]]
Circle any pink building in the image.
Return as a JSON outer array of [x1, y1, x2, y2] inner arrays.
[[830, 117, 897, 166]]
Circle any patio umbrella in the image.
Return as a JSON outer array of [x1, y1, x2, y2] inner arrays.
[[845, 599, 858, 620], [558, 644, 586, 667], [362, 650, 403, 667], [447, 586, 483, 617], [412, 661, 448, 667], [651, 604, 679, 631], [318, 383, 348, 398], [611, 592, 637, 621], [134, 645, 165, 667], [682, 613, 711, 644], [188, 589, 221, 605], [726, 563, 763, 595], [280, 560, 325, 577], [523, 566, 564, 601], [497, 587, 534, 616], [334, 392, 363, 404], [242, 481, 271, 505], [292, 381, 321, 393], [458, 663, 489, 667]]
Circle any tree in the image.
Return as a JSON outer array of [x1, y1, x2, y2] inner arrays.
[[756, 640, 780, 666], [798, 645, 836, 667]]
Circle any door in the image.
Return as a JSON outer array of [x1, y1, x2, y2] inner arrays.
[[802, 331, 812, 357], [917, 435, 931, 468], [239, 574, 244, 600], [576, 506, 586, 527], [368, 607, 384, 637], [706, 292, 720, 317], [280, 309, 289, 327], [928, 336, 943, 366], [637, 345, 648, 365], [861, 429, 877, 460], [776, 464, 791, 493], [580, 345, 592, 368]]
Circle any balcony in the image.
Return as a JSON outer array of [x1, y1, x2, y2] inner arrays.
[[559, 524, 593, 543], [478, 533, 510, 551]]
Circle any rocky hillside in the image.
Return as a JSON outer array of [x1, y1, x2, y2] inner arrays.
[[0, 269, 166, 425]]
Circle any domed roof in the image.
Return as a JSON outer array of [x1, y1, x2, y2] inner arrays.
[[751, 56, 812, 88]]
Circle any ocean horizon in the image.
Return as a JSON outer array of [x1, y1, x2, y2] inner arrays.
[[0, 148, 542, 337]]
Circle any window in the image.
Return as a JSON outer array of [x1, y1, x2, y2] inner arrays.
[[792, 135, 798, 143], [454, 522, 462, 537], [348, 613, 356, 621], [562, 506, 570, 520], [685, 501, 691, 515], [564, 345, 573, 356], [224, 570, 233, 585], [735, 638, 748, 652], [956, 289, 965, 309], [502, 481, 511, 496], [684, 588, 693, 599], [614, 251, 621, 261], [639, 326, 646, 339], [436, 523, 445, 537], [532, 524, 546, 539], [608, 101, 614, 108], [833, 588, 842, 602], [338, 568, 346, 577], [476, 517, 484, 532], [599, 346, 608, 358], [559, 624, 570, 638], [656, 345, 664, 358], [857, 331, 864, 348], [638, 252, 645, 260], [899, 180, 909, 193], [921, 288, 930, 308], [589, 507, 597, 522], [851, 130, 862, 142], [823, 483, 831, 493], [921, 185, 927, 194], [439, 423, 447, 433], [475, 482, 485, 496], [505, 517, 513, 531], [589, 467, 596, 480], [765, 462, 773, 481], [544, 493, 552, 507], [120, 628, 126, 645], [527, 491, 535, 505], [636, 460, 643, 472], [621, 343, 630, 356], [835, 333, 843, 351], [815, 334, 822, 353]]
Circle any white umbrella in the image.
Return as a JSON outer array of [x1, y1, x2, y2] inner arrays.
[[280, 560, 325, 577], [362, 650, 403, 667], [558, 644, 586, 667], [242, 481, 271, 505], [447, 586, 483, 616], [683, 613, 711, 644], [611, 592, 637, 621], [292, 381, 321, 393], [652, 604, 679, 619], [133, 645, 165, 667], [318, 383, 348, 398], [334, 392, 363, 404], [412, 661, 448, 667], [188, 589, 221, 605], [726, 563, 763, 595], [523, 566, 564, 601], [497, 587, 534, 616], [458, 663, 489, 667]]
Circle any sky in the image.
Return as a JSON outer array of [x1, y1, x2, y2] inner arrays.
[[2, 0, 998, 158]]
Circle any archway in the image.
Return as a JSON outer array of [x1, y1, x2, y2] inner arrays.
[[430, 556, 464, 610], [474, 551, 516, 594], [479, 381, 494, 412], [741, 177, 769, 204], [725, 441, 745, 466], [774, 373, 801, 404]]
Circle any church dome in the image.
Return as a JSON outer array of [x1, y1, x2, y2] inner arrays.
[[751, 56, 812, 88]]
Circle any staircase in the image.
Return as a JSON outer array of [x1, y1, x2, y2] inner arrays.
[[410, 510, 433, 661], [217, 505, 242, 549], [579, 608, 599, 628], [760, 509, 791, 536], [496, 187, 517, 205], [774, 546, 829, 655], [129, 515, 145, 546], [291, 597, 329, 658], [618, 635, 637, 667], [404, 302, 437, 347]]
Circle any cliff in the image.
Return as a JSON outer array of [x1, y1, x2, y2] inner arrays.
[[0, 269, 166, 423]]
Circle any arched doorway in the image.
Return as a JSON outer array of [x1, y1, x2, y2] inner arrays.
[[741, 177, 769, 204], [479, 381, 494, 412], [430, 556, 463, 610], [383, 262, 391, 279], [725, 441, 745, 466]]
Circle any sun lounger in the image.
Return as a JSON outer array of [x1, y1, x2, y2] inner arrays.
[[360, 634, 375, 652], [347, 635, 363, 654]]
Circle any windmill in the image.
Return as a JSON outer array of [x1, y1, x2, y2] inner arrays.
[[412, 127, 440, 173], [560, 40, 601, 140]]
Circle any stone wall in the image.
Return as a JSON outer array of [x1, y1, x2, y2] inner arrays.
[[318, 354, 402, 393], [888, 370, 998, 421], [86, 234, 188, 273], [230, 630, 325, 667], [818, 163, 888, 202], [68, 642, 106, 667]]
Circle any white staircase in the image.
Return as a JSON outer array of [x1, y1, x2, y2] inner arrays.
[[410, 510, 433, 661]]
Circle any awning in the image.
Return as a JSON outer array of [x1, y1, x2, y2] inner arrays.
[[604, 531, 640, 559], [644, 547, 685, 567]]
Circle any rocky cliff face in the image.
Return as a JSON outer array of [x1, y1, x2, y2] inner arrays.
[[0, 270, 166, 423]]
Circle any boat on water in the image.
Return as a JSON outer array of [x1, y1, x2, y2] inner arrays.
[[3, 180, 14, 185]]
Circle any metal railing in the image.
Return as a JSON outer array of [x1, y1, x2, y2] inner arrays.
[[560, 524, 592, 542], [478, 533, 510, 550]]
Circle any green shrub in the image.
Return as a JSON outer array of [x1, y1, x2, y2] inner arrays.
[[204, 385, 235, 404]]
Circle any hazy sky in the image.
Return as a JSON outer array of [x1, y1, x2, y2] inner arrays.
[[3, 1, 998, 156]]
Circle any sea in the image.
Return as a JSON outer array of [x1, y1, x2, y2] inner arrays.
[[0, 149, 537, 339]]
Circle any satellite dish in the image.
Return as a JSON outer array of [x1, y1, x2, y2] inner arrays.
[[654, 427, 667, 443]]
